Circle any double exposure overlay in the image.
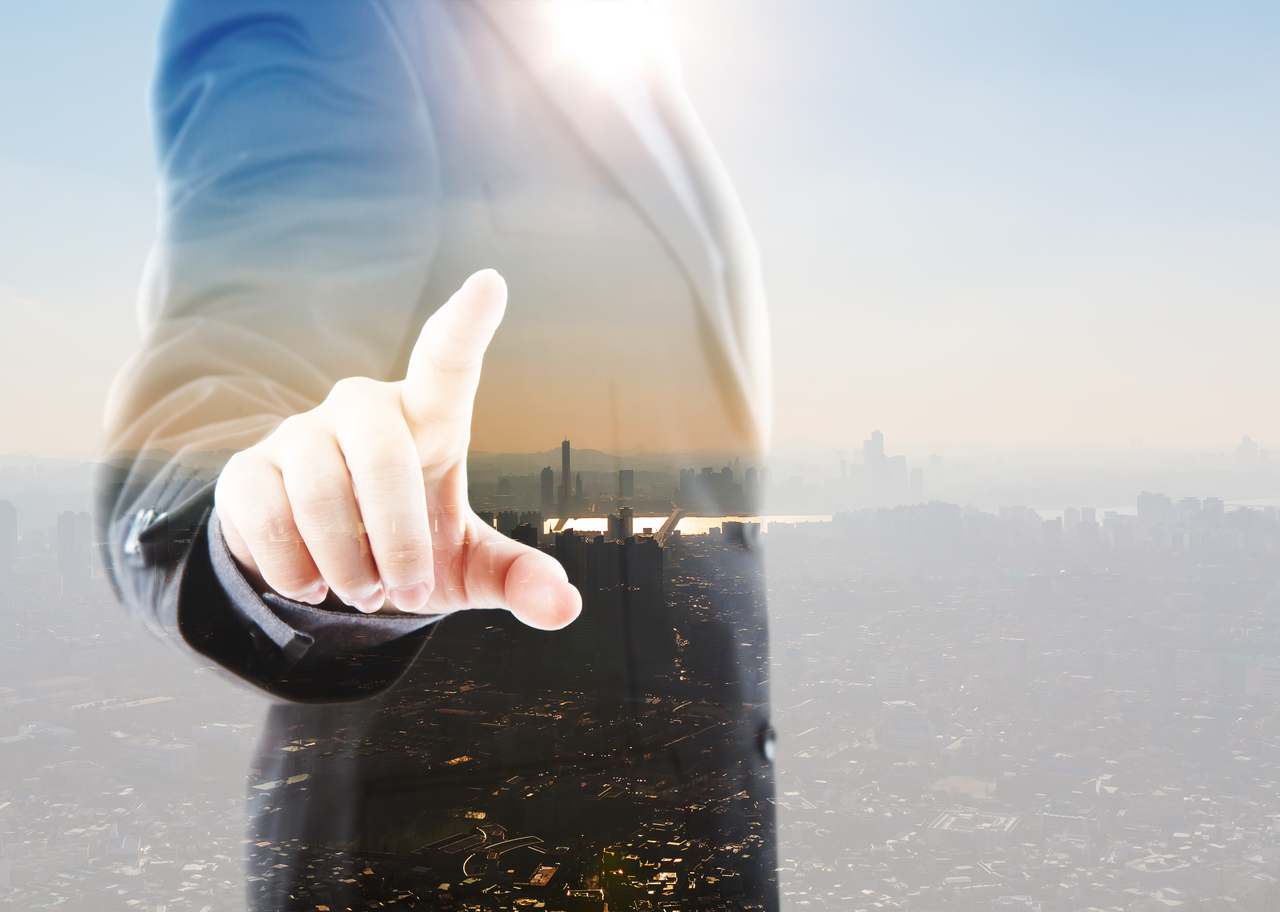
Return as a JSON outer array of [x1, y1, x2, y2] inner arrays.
[[10, 3, 1280, 912], [92, 1, 776, 910]]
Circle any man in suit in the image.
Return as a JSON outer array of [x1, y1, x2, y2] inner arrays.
[[98, 2, 776, 908]]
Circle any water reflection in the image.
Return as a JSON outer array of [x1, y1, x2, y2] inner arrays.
[[544, 515, 833, 536]]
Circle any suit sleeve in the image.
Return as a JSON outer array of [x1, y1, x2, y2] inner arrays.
[[95, 0, 443, 702]]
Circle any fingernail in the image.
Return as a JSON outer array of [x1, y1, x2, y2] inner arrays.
[[352, 585, 386, 614], [388, 582, 432, 613], [298, 581, 329, 605]]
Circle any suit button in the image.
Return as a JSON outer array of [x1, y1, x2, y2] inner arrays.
[[757, 725, 775, 764]]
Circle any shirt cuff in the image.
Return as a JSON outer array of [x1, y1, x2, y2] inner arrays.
[[207, 508, 440, 664]]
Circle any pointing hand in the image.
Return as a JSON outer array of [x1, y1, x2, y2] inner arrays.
[[214, 270, 582, 630]]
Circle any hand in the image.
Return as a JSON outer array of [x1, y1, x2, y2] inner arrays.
[[213, 270, 581, 630]]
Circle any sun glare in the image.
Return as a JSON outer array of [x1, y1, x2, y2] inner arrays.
[[552, 0, 661, 82]]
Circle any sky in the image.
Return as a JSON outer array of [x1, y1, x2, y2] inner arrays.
[[3, 1, 1280, 455], [665, 0, 1280, 453], [0, 0, 163, 455]]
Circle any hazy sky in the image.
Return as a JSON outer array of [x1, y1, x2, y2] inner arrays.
[[0, 0, 162, 455], [4, 1, 1280, 454]]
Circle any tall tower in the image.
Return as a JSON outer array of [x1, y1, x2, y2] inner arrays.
[[864, 430, 885, 475], [560, 439, 571, 513], [865, 430, 884, 459]]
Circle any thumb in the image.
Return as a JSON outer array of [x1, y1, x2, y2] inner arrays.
[[401, 269, 507, 455]]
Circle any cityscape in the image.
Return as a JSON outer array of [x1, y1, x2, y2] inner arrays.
[[4, 434, 1280, 909]]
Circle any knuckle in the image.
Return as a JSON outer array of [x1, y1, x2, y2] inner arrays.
[[374, 540, 430, 575], [350, 450, 418, 488], [264, 414, 322, 461], [220, 447, 261, 483], [257, 552, 314, 593], [291, 483, 354, 529], [325, 376, 381, 409], [215, 456, 246, 498], [239, 509, 295, 547], [216, 458, 274, 518], [274, 413, 307, 437], [426, 343, 482, 375], [328, 567, 379, 597]]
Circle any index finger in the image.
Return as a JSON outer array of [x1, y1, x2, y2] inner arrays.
[[457, 520, 582, 631], [400, 269, 507, 456]]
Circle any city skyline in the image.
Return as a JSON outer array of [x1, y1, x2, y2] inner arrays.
[[11, 462, 1280, 907], [11, 427, 1280, 541]]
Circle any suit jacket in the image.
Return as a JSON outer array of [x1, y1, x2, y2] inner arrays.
[[98, 0, 771, 700], [96, 2, 777, 908]]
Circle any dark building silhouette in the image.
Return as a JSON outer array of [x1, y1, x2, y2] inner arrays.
[[511, 522, 539, 548], [679, 465, 744, 513], [540, 465, 554, 508], [560, 439, 571, 511], [618, 468, 634, 499], [551, 529, 675, 691], [496, 510, 519, 537], [607, 506, 634, 542]]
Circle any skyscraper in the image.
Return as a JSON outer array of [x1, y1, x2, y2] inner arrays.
[[511, 523, 538, 548], [1063, 507, 1080, 537], [1138, 491, 1172, 526], [496, 510, 519, 537], [618, 469, 634, 500], [540, 466, 554, 508], [560, 438, 571, 512], [864, 430, 886, 476], [1237, 435, 1259, 472]]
